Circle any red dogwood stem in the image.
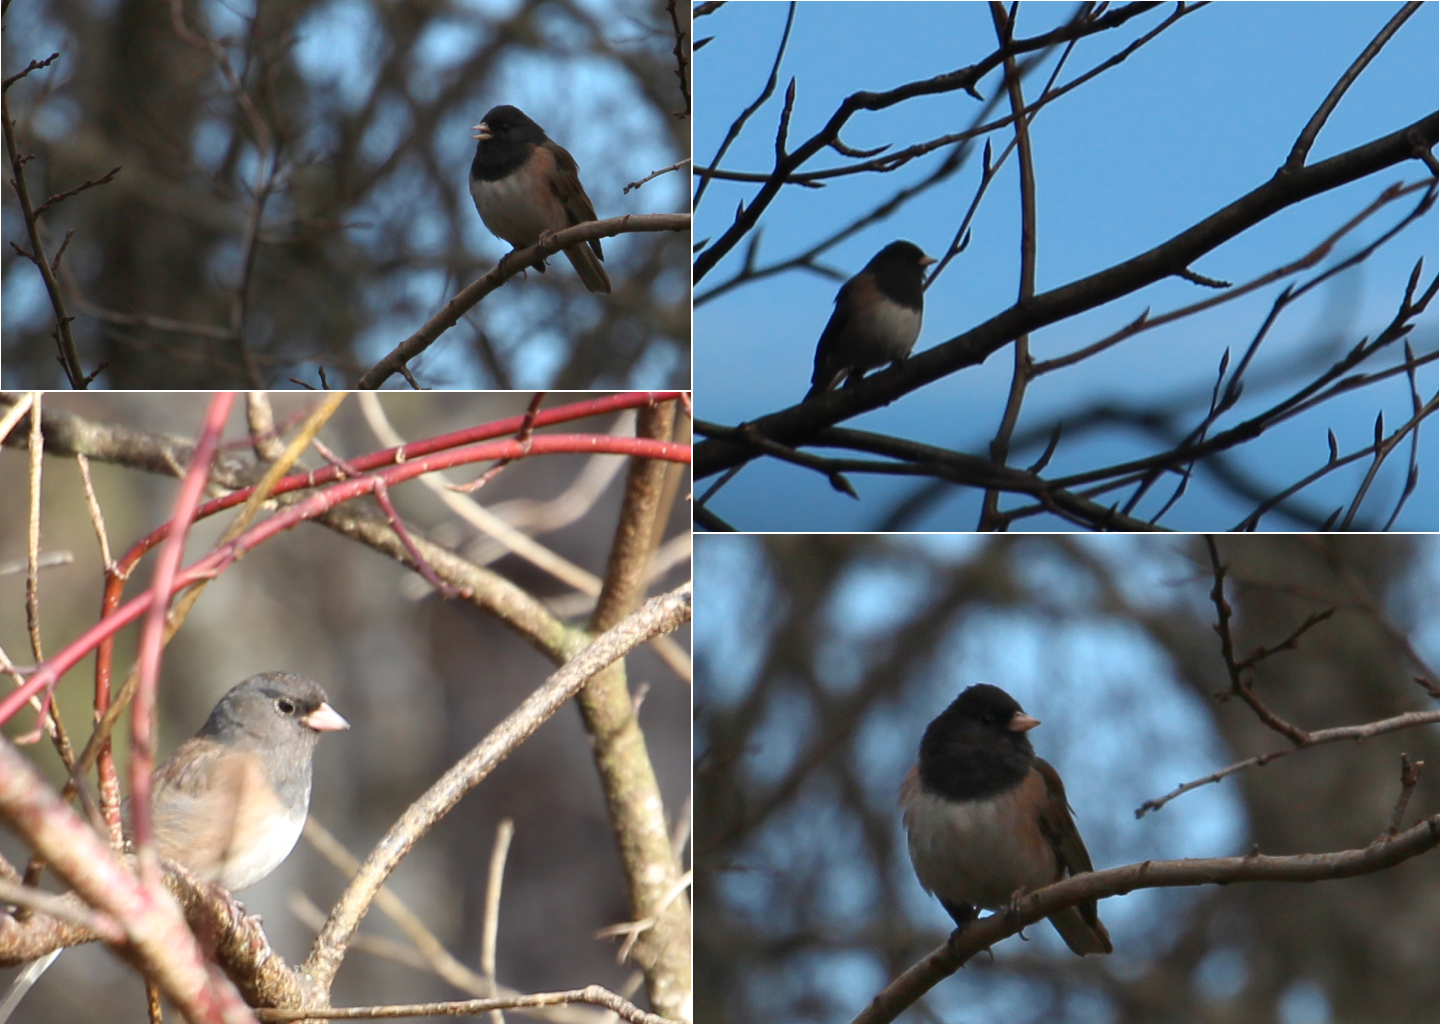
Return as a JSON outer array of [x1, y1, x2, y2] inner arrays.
[[129, 392, 235, 867], [0, 432, 690, 725]]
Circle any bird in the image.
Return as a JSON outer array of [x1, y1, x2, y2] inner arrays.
[[805, 240, 936, 399], [0, 672, 349, 1022], [899, 683, 1112, 956], [469, 104, 612, 294]]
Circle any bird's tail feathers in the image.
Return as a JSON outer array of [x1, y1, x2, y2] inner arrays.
[[0, 948, 63, 1023], [1049, 904, 1112, 956], [564, 244, 611, 294]]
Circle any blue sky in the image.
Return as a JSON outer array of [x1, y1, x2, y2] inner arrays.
[[692, 1, 1439, 531]]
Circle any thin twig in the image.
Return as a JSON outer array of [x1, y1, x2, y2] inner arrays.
[[3, 66, 89, 386], [75, 455, 114, 573], [625, 159, 691, 194], [25, 392, 45, 663], [1135, 708, 1440, 817], [665, 0, 691, 119], [979, 5, 1038, 530], [1285, 2, 1423, 169], [482, 818, 515, 1024], [1378, 753, 1423, 840]]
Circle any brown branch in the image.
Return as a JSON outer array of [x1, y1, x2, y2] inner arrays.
[[3, 79, 88, 386], [302, 583, 693, 994], [1136, 707, 1440, 817], [1379, 753, 1424, 840], [314, 503, 578, 664], [578, 401, 690, 1020], [295, 827, 609, 1024], [1285, 2, 1423, 170], [708, 421, 1169, 532], [694, 2, 1170, 277], [254, 986, 680, 1024], [480, 818, 514, 1019], [694, 111, 1439, 479], [625, 159, 691, 194], [0, 862, 304, 1008], [357, 214, 690, 389], [979, 3, 1038, 530], [0, 892, 100, 962], [852, 814, 1440, 1024], [664, 0, 691, 119], [0, 392, 255, 483]]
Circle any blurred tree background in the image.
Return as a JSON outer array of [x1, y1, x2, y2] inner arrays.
[[695, 534, 1440, 1024], [2, 0, 690, 389], [0, 392, 691, 1022]]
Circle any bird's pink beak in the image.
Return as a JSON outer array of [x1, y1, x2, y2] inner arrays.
[[1009, 711, 1040, 733], [304, 702, 350, 732], [919, 254, 938, 267], [472, 121, 491, 141]]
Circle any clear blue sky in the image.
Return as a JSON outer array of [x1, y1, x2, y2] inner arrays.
[[693, 1, 1439, 531]]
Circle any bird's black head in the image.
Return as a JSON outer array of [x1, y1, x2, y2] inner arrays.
[[917, 684, 1038, 802], [471, 105, 548, 181], [472, 105, 547, 145], [868, 240, 936, 272], [865, 240, 936, 307]]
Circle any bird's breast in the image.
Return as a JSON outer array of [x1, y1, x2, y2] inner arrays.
[[470, 153, 567, 247], [901, 769, 1058, 910]]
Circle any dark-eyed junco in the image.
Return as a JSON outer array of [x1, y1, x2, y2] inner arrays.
[[900, 684, 1112, 956], [469, 104, 612, 294], [0, 673, 347, 1021], [142, 671, 349, 891], [805, 240, 936, 399]]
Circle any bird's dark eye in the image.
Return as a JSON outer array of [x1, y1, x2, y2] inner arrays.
[[276, 698, 296, 715]]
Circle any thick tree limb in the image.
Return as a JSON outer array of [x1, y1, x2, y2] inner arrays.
[[695, 113, 1438, 479], [852, 814, 1440, 1024]]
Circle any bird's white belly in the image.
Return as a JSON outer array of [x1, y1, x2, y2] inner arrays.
[[214, 800, 308, 892], [904, 788, 1056, 910], [471, 172, 561, 248], [848, 301, 922, 365]]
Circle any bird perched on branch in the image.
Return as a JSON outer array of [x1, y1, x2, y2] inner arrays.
[[901, 683, 1112, 956], [469, 104, 612, 294], [806, 240, 936, 399], [0, 672, 349, 1021]]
